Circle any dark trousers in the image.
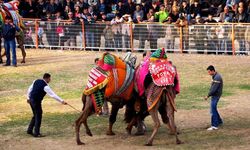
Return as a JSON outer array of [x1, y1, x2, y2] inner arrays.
[[210, 96, 223, 127], [28, 101, 43, 135]]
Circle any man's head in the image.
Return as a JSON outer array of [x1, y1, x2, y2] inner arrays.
[[5, 16, 13, 23], [94, 58, 99, 64], [43, 73, 51, 83], [207, 65, 216, 76]]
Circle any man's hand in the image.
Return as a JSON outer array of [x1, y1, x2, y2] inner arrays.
[[62, 101, 67, 105], [27, 99, 30, 104], [204, 96, 209, 100]]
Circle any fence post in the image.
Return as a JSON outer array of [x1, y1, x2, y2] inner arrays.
[[81, 21, 86, 50], [35, 20, 39, 49], [231, 24, 235, 55], [179, 26, 183, 53], [129, 22, 134, 52]]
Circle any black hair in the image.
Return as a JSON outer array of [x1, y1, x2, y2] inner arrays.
[[94, 58, 99, 63], [5, 16, 12, 20], [43, 73, 51, 79], [207, 65, 215, 71], [143, 52, 147, 57]]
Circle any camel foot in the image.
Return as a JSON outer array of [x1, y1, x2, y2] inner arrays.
[[21, 60, 25, 64], [106, 131, 115, 136], [169, 131, 180, 135], [134, 131, 145, 136], [77, 141, 85, 145], [86, 130, 93, 136], [144, 143, 153, 146], [126, 127, 132, 135], [176, 139, 183, 145]]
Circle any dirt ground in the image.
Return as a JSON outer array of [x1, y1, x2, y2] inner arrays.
[[1, 92, 250, 150], [0, 50, 250, 150]]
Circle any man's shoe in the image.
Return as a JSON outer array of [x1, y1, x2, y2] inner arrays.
[[27, 131, 33, 135], [33, 134, 46, 138], [207, 126, 218, 131], [13, 64, 17, 67], [3, 64, 10, 66]]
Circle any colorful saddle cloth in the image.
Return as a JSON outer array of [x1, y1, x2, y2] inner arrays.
[[83, 53, 135, 114]]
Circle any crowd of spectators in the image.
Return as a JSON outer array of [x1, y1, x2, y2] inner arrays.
[[17, 0, 250, 23]]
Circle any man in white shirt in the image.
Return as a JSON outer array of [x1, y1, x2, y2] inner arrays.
[[27, 73, 67, 137]]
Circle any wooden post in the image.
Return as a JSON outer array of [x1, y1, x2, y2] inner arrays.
[[231, 24, 235, 55], [35, 20, 38, 49], [81, 21, 86, 50], [129, 22, 134, 52], [179, 26, 183, 53]]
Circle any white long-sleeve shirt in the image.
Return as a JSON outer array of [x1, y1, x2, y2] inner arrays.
[[27, 80, 64, 103]]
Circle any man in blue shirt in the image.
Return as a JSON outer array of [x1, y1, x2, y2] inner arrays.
[[205, 65, 223, 131], [27, 73, 67, 137], [2, 16, 19, 67]]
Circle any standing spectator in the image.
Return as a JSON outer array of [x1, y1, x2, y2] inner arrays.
[[62, 0, 75, 13], [62, 5, 72, 19], [111, 14, 123, 51], [192, 15, 205, 53], [121, 14, 132, 51], [103, 23, 114, 50], [64, 12, 77, 49], [85, 14, 95, 50], [176, 16, 189, 53], [147, 16, 158, 50], [216, 24, 226, 54], [133, 15, 147, 50], [38, 22, 45, 48], [78, 0, 89, 10], [24, 26, 35, 47], [154, 4, 169, 23], [165, 21, 175, 52], [26, 73, 67, 137], [133, 4, 144, 20], [226, 0, 240, 13], [107, 2, 117, 20], [36, 0, 47, 19], [2, 16, 20, 67], [204, 65, 223, 131], [147, 8, 155, 20]]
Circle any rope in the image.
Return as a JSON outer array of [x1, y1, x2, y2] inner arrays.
[[66, 103, 82, 113]]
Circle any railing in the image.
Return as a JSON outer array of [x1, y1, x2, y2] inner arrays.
[[21, 19, 250, 55]]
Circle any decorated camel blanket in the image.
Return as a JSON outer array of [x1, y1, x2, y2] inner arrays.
[[83, 53, 135, 113], [145, 48, 178, 111]]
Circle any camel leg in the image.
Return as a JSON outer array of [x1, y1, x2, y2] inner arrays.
[[16, 33, 26, 63], [75, 96, 93, 145], [106, 103, 119, 135], [145, 102, 160, 146], [0, 38, 2, 64], [166, 92, 182, 144]]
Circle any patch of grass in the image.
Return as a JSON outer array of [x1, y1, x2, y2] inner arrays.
[[238, 84, 250, 90]]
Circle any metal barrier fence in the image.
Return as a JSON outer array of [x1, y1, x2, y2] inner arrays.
[[22, 19, 250, 55]]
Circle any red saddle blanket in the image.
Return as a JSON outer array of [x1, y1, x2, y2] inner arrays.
[[149, 60, 176, 86]]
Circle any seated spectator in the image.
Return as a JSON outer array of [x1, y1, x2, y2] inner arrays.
[[98, 0, 106, 15], [46, 0, 60, 15], [179, 1, 191, 22], [205, 14, 218, 23], [151, 1, 159, 13], [147, 9, 155, 20], [133, 4, 144, 20], [107, 2, 117, 20], [190, 0, 201, 20], [63, 5, 72, 20], [141, 0, 152, 20], [169, 5, 179, 23], [117, 0, 126, 16], [155, 4, 169, 23], [62, 0, 75, 13], [125, 0, 136, 15], [78, 0, 89, 10], [235, 7, 247, 23], [226, 0, 240, 13], [36, 0, 47, 19], [219, 6, 234, 23]]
